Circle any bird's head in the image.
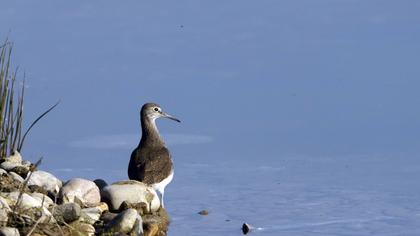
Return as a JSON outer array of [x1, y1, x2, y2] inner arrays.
[[141, 103, 181, 123]]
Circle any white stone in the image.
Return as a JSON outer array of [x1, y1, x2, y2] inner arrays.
[[0, 192, 53, 224], [6, 151, 22, 164], [80, 207, 102, 224], [21, 160, 31, 168], [0, 196, 10, 211], [0, 227, 20, 236], [9, 172, 24, 183], [59, 178, 100, 207], [80, 202, 109, 224], [30, 192, 54, 208], [105, 209, 142, 234], [0, 196, 10, 223], [0, 162, 20, 171], [27, 170, 62, 193], [1, 192, 42, 209], [101, 180, 160, 212], [0, 208, 8, 223], [80, 202, 108, 224], [96, 202, 109, 212]]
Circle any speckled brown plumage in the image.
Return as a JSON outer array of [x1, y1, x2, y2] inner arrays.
[[128, 145, 173, 184]]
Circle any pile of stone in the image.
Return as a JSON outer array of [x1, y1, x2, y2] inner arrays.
[[0, 151, 169, 236]]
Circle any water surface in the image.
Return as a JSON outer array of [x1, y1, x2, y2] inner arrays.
[[1, 1, 419, 235]]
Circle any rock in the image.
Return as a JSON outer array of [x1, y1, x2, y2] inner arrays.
[[1, 192, 42, 209], [93, 178, 108, 190], [0, 192, 53, 223], [198, 210, 209, 215], [97, 202, 109, 212], [0, 197, 9, 222], [0, 162, 21, 172], [0, 169, 7, 176], [68, 222, 95, 236], [242, 223, 253, 234], [142, 208, 169, 236], [21, 207, 54, 224], [101, 180, 160, 212], [52, 203, 81, 223], [27, 170, 62, 193], [119, 201, 149, 215], [9, 172, 24, 183], [21, 160, 32, 168], [80, 207, 101, 224], [0, 174, 26, 192], [105, 209, 143, 235], [11, 166, 29, 178], [27, 185, 48, 195], [143, 223, 159, 236], [0, 227, 20, 236], [59, 178, 100, 207], [0, 196, 11, 211], [6, 151, 22, 164], [0, 208, 8, 223], [29, 193, 54, 208], [100, 211, 117, 223], [80, 203, 108, 225]]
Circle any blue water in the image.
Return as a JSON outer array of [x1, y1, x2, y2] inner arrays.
[[1, 1, 420, 235], [169, 153, 420, 235], [36, 150, 420, 235]]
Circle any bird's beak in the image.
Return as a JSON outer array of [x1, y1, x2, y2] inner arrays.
[[161, 112, 181, 123]]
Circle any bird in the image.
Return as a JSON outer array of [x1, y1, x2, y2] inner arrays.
[[128, 103, 180, 208]]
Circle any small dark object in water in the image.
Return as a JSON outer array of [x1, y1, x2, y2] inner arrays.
[[242, 223, 252, 234], [198, 210, 209, 215]]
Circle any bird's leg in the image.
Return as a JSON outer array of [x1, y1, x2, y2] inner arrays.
[[160, 189, 165, 208], [155, 188, 165, 209]]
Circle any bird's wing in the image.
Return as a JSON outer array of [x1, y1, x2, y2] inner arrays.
[[131, 147, 173, 184]]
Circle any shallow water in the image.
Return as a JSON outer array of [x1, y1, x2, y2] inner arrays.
[[48, 152, 420, 235]]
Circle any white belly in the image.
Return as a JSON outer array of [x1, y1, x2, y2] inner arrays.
[[152, 171, 173, 194]]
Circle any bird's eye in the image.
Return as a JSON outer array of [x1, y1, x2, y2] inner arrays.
[[154, 108, 159, 112]]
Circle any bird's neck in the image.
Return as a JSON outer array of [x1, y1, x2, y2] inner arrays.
[[140, 117, 165, 147]]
